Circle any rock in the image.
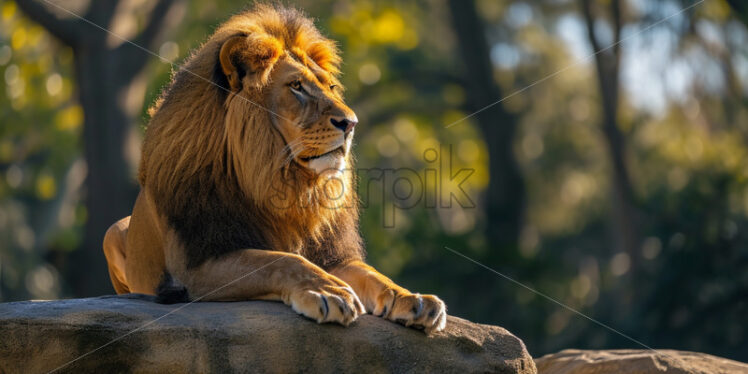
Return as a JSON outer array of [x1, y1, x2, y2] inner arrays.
[[535, 349, 748, 374], [0, 294, 536, 373]]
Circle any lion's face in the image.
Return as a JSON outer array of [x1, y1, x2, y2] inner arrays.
[[214, 18, 354, 193], [266, 57, 357, 176]]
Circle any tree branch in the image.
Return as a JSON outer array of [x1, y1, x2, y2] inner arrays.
[[581, 0, 620, 103], [582, 0, 622, 75], [118, 0, 183, 78], [581, 0, 602, 53], [15, 0, 80, 47], [133, 0, 179, 49], [611, 0, 622, 60]]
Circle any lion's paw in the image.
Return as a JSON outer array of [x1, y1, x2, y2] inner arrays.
[[289, 285, 365, 326], [373, 290, 447, 334]]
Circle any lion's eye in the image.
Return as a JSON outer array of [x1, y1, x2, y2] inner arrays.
[[289, 80, 303, 91], [330, 85, 337, 91]]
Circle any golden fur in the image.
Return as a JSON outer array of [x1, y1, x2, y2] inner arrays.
[[103, 4, 446, 333], [142, 6, 354, 262]]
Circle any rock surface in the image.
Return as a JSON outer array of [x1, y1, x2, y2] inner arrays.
[[0, 294, 536, 373], [535, 349, 748, 374]]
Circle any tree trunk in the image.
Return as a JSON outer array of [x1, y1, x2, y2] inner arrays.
[[69, 47, 139, 296], [17, 0, 182, 296], [447, 0, 525, 253], [581, 0, 640, 266]]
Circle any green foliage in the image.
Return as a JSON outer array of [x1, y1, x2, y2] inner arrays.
[[0, 1, 81, 301]]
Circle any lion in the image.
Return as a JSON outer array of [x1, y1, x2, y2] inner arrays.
[[102, 4, 447, 333]]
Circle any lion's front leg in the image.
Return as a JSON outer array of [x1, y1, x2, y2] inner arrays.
[[330, 260, 447, 333], [168, 246, 365, 326]]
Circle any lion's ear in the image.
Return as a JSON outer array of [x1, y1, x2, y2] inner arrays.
[[219, 34, 282, 91]]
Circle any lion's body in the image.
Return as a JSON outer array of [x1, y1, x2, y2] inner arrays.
[[103, 4, 446, 333]]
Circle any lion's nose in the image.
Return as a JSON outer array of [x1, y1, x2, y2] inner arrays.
[[330, 116, 357, 134]]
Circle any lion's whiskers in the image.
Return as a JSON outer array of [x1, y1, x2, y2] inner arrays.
[[280, 138, 303, 159], [280, 137, 306, 168]]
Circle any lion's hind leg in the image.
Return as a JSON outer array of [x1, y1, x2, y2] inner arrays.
[[103, 216, 131, 294]]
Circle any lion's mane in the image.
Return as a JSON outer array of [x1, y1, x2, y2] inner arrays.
[[139, 4, 363, 270]]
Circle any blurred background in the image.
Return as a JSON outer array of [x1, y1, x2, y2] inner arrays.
[[1, 0, 747, 361]]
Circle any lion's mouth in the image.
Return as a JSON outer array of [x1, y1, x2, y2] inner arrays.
[[298, 146, 344, 162]]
